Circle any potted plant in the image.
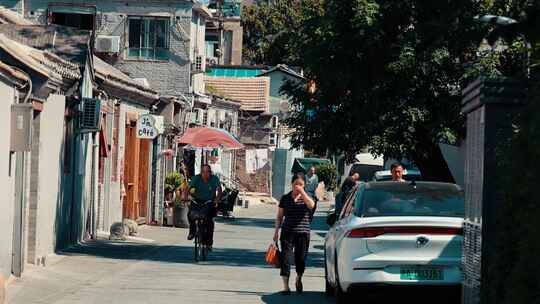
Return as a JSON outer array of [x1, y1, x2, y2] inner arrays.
[[165, 172, 190, 228]]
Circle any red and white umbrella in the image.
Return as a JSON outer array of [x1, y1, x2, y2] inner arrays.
[[176, 127, 244, 150]]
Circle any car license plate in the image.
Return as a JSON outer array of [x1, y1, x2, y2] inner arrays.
[[400, 267, 444, 280]]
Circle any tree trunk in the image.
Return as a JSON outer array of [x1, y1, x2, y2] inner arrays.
[[412, 141, 456, 183]]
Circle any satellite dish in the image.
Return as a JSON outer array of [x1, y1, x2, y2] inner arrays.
[[279, 101, 289, 113]]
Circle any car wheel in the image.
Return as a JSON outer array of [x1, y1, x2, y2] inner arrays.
[[334, 256, 350, 304], [324, 251, 334, 296]]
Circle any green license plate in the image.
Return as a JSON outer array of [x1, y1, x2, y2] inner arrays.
[[400, 268, 444, 280]]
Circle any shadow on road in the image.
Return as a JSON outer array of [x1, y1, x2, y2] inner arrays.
[[343, 286, 461, 304], [216, 217, 275, 229], [217, 210, 329, 233], [57, 240, 325, 268], [55, 204, 330, 270], [261, 291, 333, 304]]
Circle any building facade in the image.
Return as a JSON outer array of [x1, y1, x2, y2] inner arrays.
[[0, 7, 186, 284], [256, 65, 305, 199], [204, 0, 243, 65]]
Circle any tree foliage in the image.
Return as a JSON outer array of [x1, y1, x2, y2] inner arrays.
[[244, 0, 497, 181], [315, 163, 338, 191], [242, 0, 323, 65], [485, 2, 540, 304], [243, 0, 540, 302]]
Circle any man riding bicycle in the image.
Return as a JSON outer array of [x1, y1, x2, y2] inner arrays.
[[188, 164, 222, 250]]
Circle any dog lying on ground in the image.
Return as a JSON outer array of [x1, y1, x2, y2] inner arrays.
[[109, 219, 139, 241]]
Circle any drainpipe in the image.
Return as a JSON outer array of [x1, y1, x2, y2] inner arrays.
[[90, 132, 98, 239]]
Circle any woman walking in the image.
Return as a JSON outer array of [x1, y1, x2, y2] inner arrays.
[[273, 173, 316, 295]]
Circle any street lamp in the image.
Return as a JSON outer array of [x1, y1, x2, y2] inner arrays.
[[475, 14, 531, 78]]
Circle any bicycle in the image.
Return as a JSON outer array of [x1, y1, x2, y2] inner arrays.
[[190, 199, 213, 262]]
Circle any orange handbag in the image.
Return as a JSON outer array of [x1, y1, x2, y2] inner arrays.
[[265, 242, 281, 268]]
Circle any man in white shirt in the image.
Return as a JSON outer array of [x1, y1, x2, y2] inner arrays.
[[304, 166, 319, 222], [305, 166, 319, 198]]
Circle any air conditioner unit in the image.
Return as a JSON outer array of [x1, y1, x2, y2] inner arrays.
[[79, 98, 101, 133], [95, 35, 121, 53], [191, 108, 204, 125]]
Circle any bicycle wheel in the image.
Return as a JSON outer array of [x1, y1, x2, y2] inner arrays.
[[201, 220, 208, 261], [194, 222, 200, 262]]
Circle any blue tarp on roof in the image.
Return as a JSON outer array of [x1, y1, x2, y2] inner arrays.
[[206, 67, 262, 78]]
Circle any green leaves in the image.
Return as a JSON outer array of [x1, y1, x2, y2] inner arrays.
[[243, 0, 531, 180], [165, 172, 184, 193], [315, 163, 338, 191], [351, 0, 380, 27]]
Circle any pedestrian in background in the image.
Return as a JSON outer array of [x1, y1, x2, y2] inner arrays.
[[305, 166, 319, 221], [305, 166, 319, 199], [273, 173, 316, 295], [335, 177, 357, 216]]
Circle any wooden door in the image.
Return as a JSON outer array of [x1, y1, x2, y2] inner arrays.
[[137, 139, 150, 223], [123, 121, 140, 220]]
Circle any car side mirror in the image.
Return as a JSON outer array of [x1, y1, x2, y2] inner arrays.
[[326, 212, 337, 227]]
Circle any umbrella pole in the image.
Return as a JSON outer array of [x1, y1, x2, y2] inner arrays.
[[200, 148, 204, 171]]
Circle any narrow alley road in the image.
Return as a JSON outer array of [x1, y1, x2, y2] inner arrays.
[[6, 201, 333, 304]]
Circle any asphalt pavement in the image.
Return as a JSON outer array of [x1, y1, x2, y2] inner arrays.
[[6, 201, 333, 304]]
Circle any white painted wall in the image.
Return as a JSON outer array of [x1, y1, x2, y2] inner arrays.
[[34, 95, 65, 259], [0, 81, 16, 278], [191, 11, 207, 95]]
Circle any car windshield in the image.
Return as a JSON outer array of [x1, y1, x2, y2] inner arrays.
[[359, 184, 464, 217], [376, 174, 422, 182]]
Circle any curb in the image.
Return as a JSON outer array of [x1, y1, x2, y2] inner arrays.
[[97, 230, 155, 243]]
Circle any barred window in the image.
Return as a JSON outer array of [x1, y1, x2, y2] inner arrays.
[[128, 17, 170, 60]]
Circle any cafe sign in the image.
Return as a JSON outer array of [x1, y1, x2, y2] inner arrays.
[[136, 114, 160, 139]]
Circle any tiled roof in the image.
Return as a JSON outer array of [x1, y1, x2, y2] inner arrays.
[[258, 64, 305, 79], [205, 76, 270, 112], [0, 33, 80, 82], [0, 59, 29, 86], [93, 55, 159, 103], [0, 8, 34, 26], [0, 24, 90, 64]]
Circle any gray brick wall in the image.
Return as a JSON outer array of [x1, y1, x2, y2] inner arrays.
[[110, 14, 192, 96], [24, 0, 194, 96]]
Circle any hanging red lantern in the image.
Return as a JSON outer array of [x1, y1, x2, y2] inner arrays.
[[162, 149, 174, 159]]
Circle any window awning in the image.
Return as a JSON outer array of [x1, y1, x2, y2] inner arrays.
[[195, 92, 211, 104], [48, 6, 96, 15]]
